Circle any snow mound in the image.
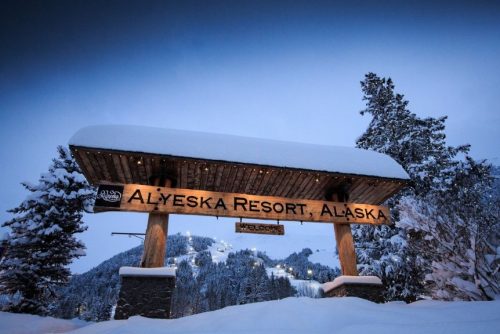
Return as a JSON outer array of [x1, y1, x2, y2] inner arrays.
[[0, 312, 87, 334], [69, 125, 410, 180], [38, 297, 500, 334]]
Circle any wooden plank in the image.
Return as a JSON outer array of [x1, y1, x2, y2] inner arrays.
[[224, 165, 238, 193], [136, 157, 148, 184], [250, 168, 265, 194], [300, 174, 320, 199], [144, 157, 153, 182], [119, 155, 133, 184], [192, 163, 201, 189], [272, 170, 293, 196], [290, 173, 313, 198], [376, 182, 402, 204], [360, 181, 379, 204], [103, 154, 120, 183], [230, 165, 246, 193], [213, 164, 225, 192], [255, 169, 273, 195], [111, 154, 127, 184], [180, 161, 189, 189], [244, 168, 259, 194], [186, 161, 195, 189], [263, 169, 282, 195], [94, 152, 112, 181], [206, 164, 217, 191], [220, 164, 233, 191], [278, 171, 299, 197], [238, 167, 254, 194], [366, 181, 388, 204], [94, 184, 390, 225], [236, 222, 284, 235], [200, 163, 210, 190], [76, 150, 98, 184], [345, 179, 365, 202], [127, 156, 141, 183], [351, 181, 372, 203]]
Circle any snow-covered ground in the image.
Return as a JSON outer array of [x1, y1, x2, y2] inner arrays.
[[0, 312, 87, 334], [2, 297, 499, 334]]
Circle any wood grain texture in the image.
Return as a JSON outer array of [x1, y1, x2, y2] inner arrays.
[[235, 222, 285, 235], [141, 178, 171, 268], [69, 146, 408, 205], [94, 184, 391, 225], [331, 192, 358, 276]]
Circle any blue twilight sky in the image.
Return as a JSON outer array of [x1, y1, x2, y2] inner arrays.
[[1, 0, 499, 273]]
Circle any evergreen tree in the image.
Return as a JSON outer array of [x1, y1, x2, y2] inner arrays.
[[354, 72, 499, 301], [398, 158, 499, 300], [171, 260, 196, 318], [237, 264, 270, 304], [0, 146, 95, 314], [356, 72, 469, 195], [353, 73, 469, 301]]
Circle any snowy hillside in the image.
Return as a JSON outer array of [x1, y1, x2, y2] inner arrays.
[[2, 297, 499, 334], [52, 234, 336, 321], [218, 230, 341, 269]]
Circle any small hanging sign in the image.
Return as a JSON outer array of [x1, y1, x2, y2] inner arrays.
[[235, 222, 285, 236]]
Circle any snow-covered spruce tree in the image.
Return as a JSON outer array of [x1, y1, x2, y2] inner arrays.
[[398, 158, 499, 300], [171, 260, 197, 318], [0, 146, 95, 314], [356, 72, 469, 195], [237, 264, 270, 305], [353, 73, 469, 301]]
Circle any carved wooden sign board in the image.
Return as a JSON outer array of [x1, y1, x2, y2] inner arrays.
[[236, 222, 285, 235], [95, 183, 390, 225]]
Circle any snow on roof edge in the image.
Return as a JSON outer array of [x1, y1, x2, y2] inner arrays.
[[69, 125, 410, 180], [322, 275, 382, 293]]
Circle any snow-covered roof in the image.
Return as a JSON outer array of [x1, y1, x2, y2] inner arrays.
[[69, 125, 409, 180]]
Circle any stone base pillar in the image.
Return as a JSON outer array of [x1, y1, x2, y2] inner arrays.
[[322, 275, 384, 303], [114, 267, 176, 320]]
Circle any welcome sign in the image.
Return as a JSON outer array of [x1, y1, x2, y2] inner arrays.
[[94, 183, 390, 225], [236, 222, 285, 235]]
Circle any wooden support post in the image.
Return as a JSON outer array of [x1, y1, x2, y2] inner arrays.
[[331, 192, 358, 276], [141, 178, 172, 268]]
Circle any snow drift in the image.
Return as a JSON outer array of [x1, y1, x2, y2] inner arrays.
[[3, 297, 499, 334]]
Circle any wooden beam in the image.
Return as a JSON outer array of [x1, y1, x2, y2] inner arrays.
[[331, 191, 359, 276], [140, 178, 172, 268], [94, 184, 390, 225]]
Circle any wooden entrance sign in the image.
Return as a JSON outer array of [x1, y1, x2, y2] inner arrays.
[[94, 183, 391, 225], [71, 125, 409, 279], [236, 222, 285, 235]]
